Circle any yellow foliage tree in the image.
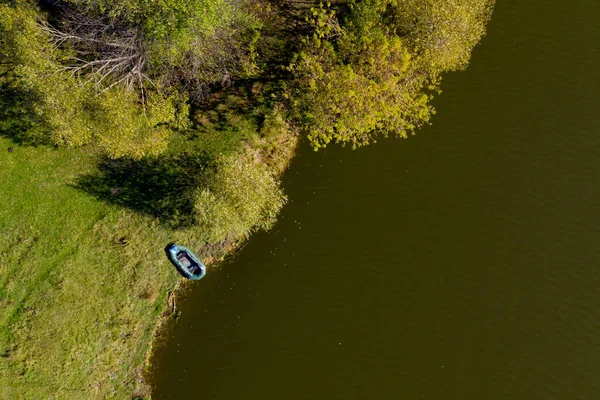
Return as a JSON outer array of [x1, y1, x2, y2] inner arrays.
[[288, 0, 495, 149]]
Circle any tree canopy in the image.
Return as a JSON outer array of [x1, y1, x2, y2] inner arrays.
[[0, 0, 259, 158], [1, 0, 495, 155], [288, 0, 494, 149]]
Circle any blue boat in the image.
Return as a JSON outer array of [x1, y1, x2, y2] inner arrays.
[[165, 243, 206, 280]]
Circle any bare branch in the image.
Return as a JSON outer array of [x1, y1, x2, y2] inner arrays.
[[37, 11, 149, 97]]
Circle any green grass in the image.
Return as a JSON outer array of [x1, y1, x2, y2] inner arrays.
[[0, 94, 296, 398], [0, 10, 296, 395], [0, 137, 209, 399]]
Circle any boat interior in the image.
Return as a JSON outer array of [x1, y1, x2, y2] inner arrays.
[[177, 252, 201, 275]]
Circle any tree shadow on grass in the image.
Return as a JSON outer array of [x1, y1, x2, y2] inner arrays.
[[75, 153, 215, 228]]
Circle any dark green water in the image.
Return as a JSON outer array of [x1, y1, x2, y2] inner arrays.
[[149, 1, 600, 398]]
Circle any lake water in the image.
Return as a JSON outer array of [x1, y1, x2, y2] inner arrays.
[[149, 1, 600, 398]]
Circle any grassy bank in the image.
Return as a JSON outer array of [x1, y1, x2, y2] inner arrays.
[[0, 122, 296, 399], [0, 79, 298, 397], [0, 2, 297, 395], [0, 137, 174, 398]]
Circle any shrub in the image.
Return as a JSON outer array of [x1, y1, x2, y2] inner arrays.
[[193, 154, 286, 242]]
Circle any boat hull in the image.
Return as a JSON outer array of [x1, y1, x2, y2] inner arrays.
[[165, 243, 207, 280]]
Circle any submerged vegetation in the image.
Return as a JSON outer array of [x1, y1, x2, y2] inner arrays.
[[0, 0, 494, 398]]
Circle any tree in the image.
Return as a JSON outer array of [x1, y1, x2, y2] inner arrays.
[[288, 0, 494, 149], [0, 0, 261, 158], [380, 0, 495, 73], [193, 153, 287, 242]]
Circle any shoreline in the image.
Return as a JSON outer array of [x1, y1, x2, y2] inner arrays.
[[139, 130, 299, 399], [0, 1, 494, 396], [0, 123, 297, 400]]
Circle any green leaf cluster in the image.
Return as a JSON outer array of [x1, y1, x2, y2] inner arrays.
[[380, 0, 495, 73]]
